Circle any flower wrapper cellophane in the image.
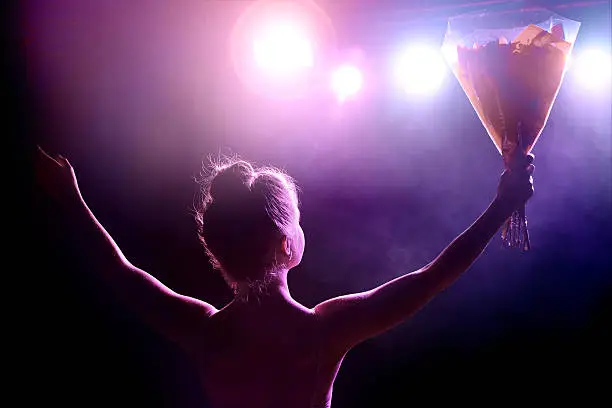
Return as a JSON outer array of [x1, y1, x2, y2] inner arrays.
[[442, 8, 580, 250]]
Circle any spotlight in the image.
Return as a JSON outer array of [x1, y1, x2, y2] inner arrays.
[[394, 45, 447, 95], [253, 22, 313, 75], [230, 0, 336, 98], [331, 64, 363, 101], [571, 48, 612, 91]]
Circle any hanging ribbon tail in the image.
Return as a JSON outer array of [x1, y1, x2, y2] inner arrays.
[[519, 204, 531, 251], [501, 206, 530, 251]]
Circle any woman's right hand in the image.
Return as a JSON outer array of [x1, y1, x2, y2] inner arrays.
[[35, 146, 83, 206]]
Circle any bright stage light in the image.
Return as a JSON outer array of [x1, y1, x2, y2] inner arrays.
[[253, 22, 313, 75], [394, 45, 448, 95], [331, 64, 363, 101], [571, 48, 612, 90]]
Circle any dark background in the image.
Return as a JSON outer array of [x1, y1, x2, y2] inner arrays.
[[10, 0, 611, 406]]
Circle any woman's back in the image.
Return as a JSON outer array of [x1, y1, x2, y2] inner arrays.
[[195, 297, 343, 408]]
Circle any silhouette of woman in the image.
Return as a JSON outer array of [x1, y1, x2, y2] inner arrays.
[[35, 146, 534, 408]]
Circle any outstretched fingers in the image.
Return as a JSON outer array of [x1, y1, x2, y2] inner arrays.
[[37, 145, 71, 169], [57, 154, 72, 169], [37, 145, 57, 165]]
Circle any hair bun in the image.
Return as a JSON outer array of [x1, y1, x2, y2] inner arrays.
[[210, 161, 254, 203]]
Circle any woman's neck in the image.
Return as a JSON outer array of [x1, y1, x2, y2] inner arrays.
[[233, 269, 291, 304]]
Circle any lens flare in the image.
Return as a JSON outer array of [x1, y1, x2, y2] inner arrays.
[[331, 64, 363, 101]]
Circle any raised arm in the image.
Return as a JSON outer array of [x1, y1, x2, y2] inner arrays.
[[35, 147, 217, 350], [315, 157, 534, 352]]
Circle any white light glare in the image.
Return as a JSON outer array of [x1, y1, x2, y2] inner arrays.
[[253, 22, 313, 75], [395, 45, 448, 95], [331, 64, 363, 101], [571, 48, 612, 91]]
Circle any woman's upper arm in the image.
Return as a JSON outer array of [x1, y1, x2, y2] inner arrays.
[[119, 263, 218, 350], [314, 268, 441, 351], [314, 289, 382, 352]]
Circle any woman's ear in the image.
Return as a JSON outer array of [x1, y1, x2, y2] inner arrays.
[[281, 235, 292, 258]]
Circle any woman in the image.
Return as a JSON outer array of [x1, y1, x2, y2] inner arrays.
[[35, 146, 534, 408]]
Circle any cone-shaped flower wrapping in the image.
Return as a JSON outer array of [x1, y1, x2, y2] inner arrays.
[[442, 7, 580, 250]]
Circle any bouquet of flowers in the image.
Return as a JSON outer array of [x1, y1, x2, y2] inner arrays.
[[442, 6, 581, 250]]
